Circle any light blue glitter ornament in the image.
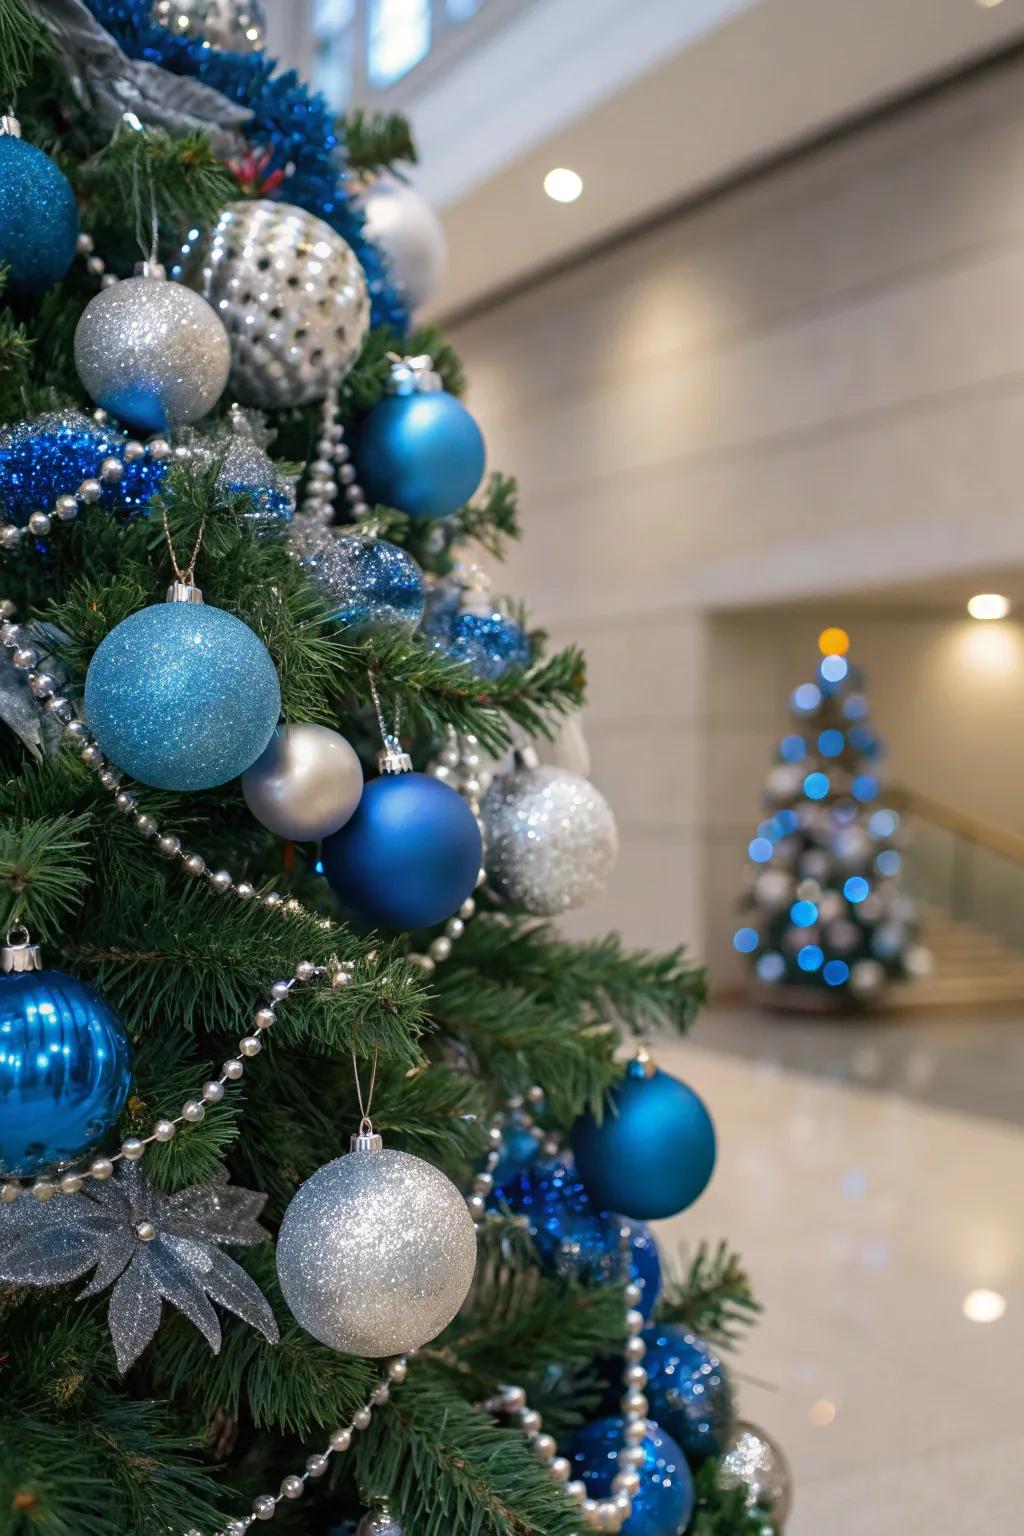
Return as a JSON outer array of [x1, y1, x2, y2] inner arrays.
[[0, 411, 163, 525], [641, 1325, 734, 1460], [569, 1417, 694, 1536], [0, 123, 79, 298], [85, 598, 281, 791], [291, 520, 424, 632], [0, 930, 131, 1178]]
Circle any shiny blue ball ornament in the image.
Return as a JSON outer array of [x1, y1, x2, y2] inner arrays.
[[0, 132, 79, 297], [641, 1325, 734, 1459], [571, 1061, 716, 1221], [569, 1417, 694, 1536], [491, 1121, 544, 1187], [321, 771, 482, 929], [85, 601, 281, 791], [356, 391, 485, 520], [0, 953, 131, 1178]]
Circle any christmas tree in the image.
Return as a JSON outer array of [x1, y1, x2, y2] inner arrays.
[[735, 627, 929, 1007], [0, 3, 787, 1534]]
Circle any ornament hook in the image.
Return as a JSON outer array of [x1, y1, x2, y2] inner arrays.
[[367, 669, 411, 775], [350, 1045, 382, 1151]]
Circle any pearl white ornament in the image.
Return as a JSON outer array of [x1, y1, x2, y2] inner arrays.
[[241, 724, 364, 842], [359, 173, 447, 312], [276, 1140, 477, 1357]]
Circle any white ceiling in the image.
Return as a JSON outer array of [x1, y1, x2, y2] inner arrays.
[[399, 0, 1024, 318]]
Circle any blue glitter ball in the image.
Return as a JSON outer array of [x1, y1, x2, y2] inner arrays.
[[355, 391, 486, 521], [293, 525, 424, 632], [569, 1417, 694, 1536], [491, 1121, 544, 1187], [495, 1158, 662, 1308], [85, 602, 281, 791], [321, 771, 482, 929], [641, 1325, 734, 1460], [0, 968, 132, 1177], [0, 411, 164, 525], [0, 135, 79, 297], [442, 610, 531, 680]]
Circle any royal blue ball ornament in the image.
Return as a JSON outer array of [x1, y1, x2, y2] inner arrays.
[[0, 929, 132, 1177], [355, 357, 485, 521], [85, 592, 281, 791], [572, 1055, 716, 1222], [641, 1325, 734, 1459], [0, 119, 79, 298], [321, 763, 482, 930], [569, 1417, 694, 1536]]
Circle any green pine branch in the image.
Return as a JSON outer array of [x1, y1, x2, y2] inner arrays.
[[690, 1460, 780, 1536], [0, 811, 93, 938], [0, 0, 53, 106], [340, 110, 417, 174], [655, 1242, 762, 1346]]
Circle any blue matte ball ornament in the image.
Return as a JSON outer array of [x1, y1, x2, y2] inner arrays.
[[85, 602, 281, 791], [355, 391, 486, 520], [0, 134, 79, 297], [321, 771, 483, 930], [0, 968, 132, 1177], [641, 1325, 734, 1460], [571, 1062, 716, 1222], [569, 1417, 694, 1536]]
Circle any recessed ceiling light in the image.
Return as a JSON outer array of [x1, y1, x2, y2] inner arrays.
[[544, 168, 583, 204], [809, 1399, 837, 1427], [962, 1288, 1006, 1323], [967, 593, 1010, 620], [976, 0, 1005, 9]]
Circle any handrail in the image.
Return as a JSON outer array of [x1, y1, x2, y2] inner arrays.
[[889, 783, 1024, 866]]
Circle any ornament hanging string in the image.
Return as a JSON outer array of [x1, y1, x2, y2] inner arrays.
[[350, 1044, 379, 1137], [161, 506, 205, 588], [367, 668, 402, 755], [123, 116, 161, 269]]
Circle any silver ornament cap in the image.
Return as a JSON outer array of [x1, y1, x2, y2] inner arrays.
[[74, 274, 230, 434], [481, 758, 618, 915], [1, 925, 41, 974], [241, 723, 364, 842], [182, 200, 370, 409], [276, 1141, 477, 1357]]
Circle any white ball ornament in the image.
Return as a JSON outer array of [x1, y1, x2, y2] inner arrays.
[[242, 724, 363, 842], [276, 1131, 477, 1356], [360, 173, 447, 312], [74, 272, 230, 434], [182, 200, 370, 409]]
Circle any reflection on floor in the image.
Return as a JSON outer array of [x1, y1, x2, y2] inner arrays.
[[653, 1008, 1024, 1536]]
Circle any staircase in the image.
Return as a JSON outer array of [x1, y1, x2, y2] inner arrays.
[[897, 906, 1024, 1009]]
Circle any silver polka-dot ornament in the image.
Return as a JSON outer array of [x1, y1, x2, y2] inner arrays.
[[481, 747, 618, 916], [276, 1129, 477, 1357], [151, 0, 266, 51], [718, 1420, 793, 1525], [74, 267, 230, 434], [181, 200, 370, 410]]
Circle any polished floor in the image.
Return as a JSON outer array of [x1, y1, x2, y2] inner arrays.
[[653, 1006, 1024, 1536]]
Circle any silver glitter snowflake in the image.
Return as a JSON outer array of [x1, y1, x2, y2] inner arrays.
[[0, 1163, 279, 1372]]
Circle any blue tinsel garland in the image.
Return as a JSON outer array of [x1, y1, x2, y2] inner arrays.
[[83, 0, 410, 335]]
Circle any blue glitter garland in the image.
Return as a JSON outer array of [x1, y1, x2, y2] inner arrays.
[[83, 0, 409, 334]]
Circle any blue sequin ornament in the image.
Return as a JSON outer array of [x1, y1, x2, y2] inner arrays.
[[355, 392, 485, 521], [641, 1326, 734, 1460], [0, 938, 131, 1178], [494, 1158, 661, 1312], [422, 602, 530, 681], [571, 1061, 716, 1221], [0, 411, 163, 525], [292, 523, 424, 632], [0, 130, 79, 297], [569, 1417, 694, 1536], [85, 600, 281, 791], [321, 771, 482, 930]]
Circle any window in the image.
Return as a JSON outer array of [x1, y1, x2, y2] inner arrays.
[[313, 0, 495, 110], [367, 0, 431, 88]]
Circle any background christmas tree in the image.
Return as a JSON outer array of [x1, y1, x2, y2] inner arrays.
[[0, 3, 788, 1533], [735, 627, 930, 1007]]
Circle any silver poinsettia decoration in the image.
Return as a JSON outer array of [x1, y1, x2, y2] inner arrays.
[[0, 1163, 279, 1372]]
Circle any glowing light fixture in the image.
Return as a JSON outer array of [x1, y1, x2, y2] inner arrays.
[[967, 593, 1010, 621], [809, 1399, 837, 1427], [976, 0, 1005, 9], [544, 168, 583, 204], [962, 1288, 1006, 1323], [818, 626, 850, 656]]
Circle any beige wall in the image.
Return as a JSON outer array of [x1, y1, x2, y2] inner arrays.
[[447, 54, 1024, 975]]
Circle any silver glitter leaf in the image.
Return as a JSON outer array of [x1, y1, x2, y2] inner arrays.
[[0, 624, 71, 759], [0, 1163, 278, 1371]]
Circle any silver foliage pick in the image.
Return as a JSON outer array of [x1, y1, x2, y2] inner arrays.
[[27, 0, 253, 155], [0, 623, 70, 759], [0, 1162, 279, 1373]]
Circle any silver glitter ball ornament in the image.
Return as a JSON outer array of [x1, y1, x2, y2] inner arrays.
[[183, 201, 370, 410], [360, 174, 447, 312], [289, 517, 424, 633], [74, 275, 230, 434], [718, 1420, 793, 1524], [152, 0, 266, 50], [481, 758, 618, 916], [241, 723, 363, 842], [276, 1141, 477, 1356]]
